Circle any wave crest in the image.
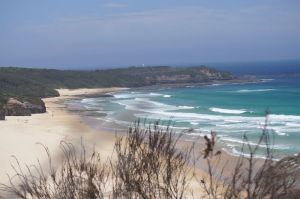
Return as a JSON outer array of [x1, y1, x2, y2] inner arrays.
[[236, 89, 275, 93], [210, 107, 248, 114]]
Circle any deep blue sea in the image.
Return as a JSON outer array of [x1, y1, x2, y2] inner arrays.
[[77, 76, 300, 158], [210, 60, 300, 75]]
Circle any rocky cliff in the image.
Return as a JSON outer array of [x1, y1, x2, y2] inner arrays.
[[2, 98, 46, 117], [4, 98, 31, 116], [24, 98, 46, 114], [126, 66, 234, 85]]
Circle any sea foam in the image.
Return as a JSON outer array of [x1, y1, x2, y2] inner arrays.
[[177, 106, 194, 109], [236, 89, 275, 93], [210, 107, 247, 114]]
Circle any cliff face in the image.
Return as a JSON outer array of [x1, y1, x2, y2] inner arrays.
[[4, 98, 31, 116], [2, 98, 46, 116], [141, 67, 233, 85], [24, 99, 46, 114]]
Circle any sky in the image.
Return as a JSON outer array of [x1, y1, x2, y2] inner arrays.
[[0, 0, 300, 69]]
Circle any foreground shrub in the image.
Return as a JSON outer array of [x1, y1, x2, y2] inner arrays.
[[0, 141, 109, 199], [199, 114, 300, 199], [1, 118, 300, 199], [0, 123, 194, 199], [111, 122, 194, 198]]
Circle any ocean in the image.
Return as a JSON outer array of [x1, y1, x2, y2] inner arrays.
[[71, 76, 300, 158]]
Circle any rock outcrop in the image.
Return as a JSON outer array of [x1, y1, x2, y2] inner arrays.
[[4, 98, 31, 116], [0, 109, 5, 120], [2, 98, 47, 116], [24, 99, 46, 114]]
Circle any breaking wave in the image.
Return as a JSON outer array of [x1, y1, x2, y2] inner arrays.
[[210, 107, 248, 114]]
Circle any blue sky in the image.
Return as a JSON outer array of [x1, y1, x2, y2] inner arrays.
[[0, 0, 299, 69]]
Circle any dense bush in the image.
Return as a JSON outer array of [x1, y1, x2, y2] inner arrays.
[[0, 66, 234, 105]]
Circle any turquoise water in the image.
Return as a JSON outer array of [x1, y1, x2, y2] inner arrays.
[[78, 77, 300, 157]]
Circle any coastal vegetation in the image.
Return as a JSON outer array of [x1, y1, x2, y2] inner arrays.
[[1, 119, 299, 198], [0, 66, 234, 118]]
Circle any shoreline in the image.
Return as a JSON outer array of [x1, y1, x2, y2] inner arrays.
[[0, 87, 219, 195], [0, 88, 126, 186], [58, 88, 258, 177], [0, 86, 266, 197], [62, 78, 262, 134]]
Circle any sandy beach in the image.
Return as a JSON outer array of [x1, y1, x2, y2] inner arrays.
[[0, 87, 236, 198], [0, 88, 127, 185]]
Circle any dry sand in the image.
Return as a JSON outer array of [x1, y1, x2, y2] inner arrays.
[[0, 88, 126, 185]]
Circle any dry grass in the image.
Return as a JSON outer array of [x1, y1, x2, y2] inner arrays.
[[0, 141, 109, 199], [1, 117, 300, 199], [111, 121, 195, 199]]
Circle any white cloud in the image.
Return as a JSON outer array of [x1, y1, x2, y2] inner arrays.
[[8, 5, 300, 66]]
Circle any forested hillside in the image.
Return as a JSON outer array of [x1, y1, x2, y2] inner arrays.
[[0, 66, 234, 117]]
